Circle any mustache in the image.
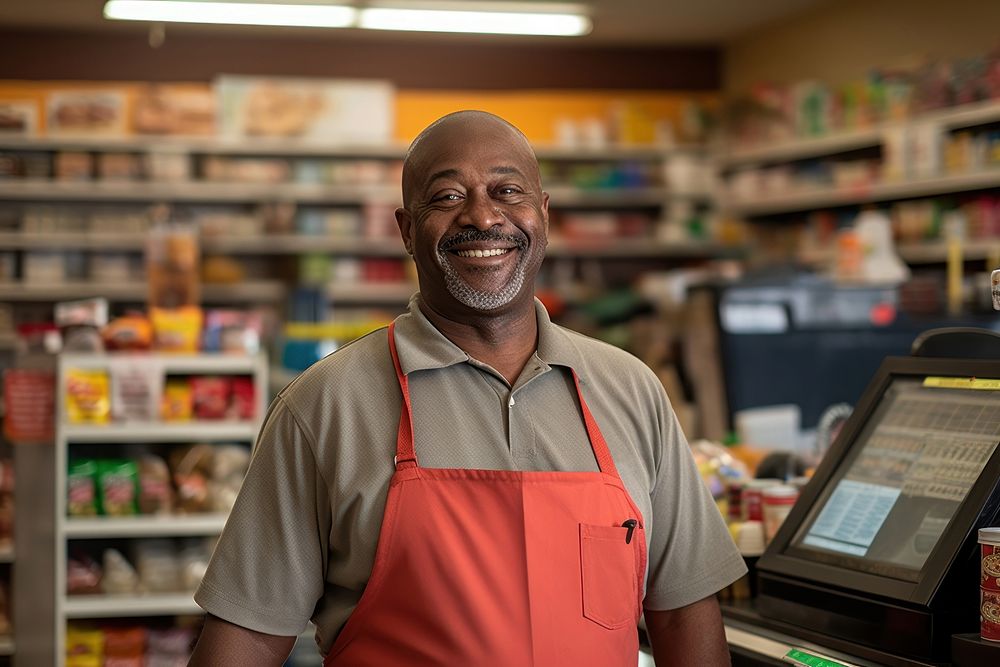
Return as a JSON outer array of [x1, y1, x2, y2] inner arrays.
[[439, 229, 528, 251]]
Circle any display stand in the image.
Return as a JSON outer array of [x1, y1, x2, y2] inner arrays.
[[34, 353, 267, 667]]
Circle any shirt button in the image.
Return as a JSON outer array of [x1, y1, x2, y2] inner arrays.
[[508, 397, 515, 408]]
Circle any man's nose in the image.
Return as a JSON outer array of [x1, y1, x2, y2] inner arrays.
[[460, 190, 504, 229]]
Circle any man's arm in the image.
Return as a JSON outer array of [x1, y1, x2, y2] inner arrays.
[[189, 614, 296, 666], [646, 595, 731, 667]]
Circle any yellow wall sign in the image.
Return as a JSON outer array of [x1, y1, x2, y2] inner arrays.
[[923, 377, 1000, 390]]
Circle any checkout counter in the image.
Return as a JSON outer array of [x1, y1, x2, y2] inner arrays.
[[720, 323, 1000, 666]]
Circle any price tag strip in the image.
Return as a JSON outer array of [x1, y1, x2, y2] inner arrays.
[[782, 647, 861, 667]]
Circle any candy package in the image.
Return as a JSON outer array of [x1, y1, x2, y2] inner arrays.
[[98, 459, 138, 516], [230, 377, 256, 421], [138, 454, 173, 515], [190, 376, 230, 420], [67, 460, 99, 517], [65, 369, 111, 424], [66, 552, 103, 595], [110, 359, 161, 422], [160, 378, 193, 421], [102, 548, 140, 594]]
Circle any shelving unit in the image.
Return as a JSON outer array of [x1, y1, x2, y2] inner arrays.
[[720, 98, 1000, 280], [42, 353, 268, 667]]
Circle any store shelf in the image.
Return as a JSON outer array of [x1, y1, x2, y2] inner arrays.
[[62, 421, 258, 443], [0, 280, 285, 303], [726, 169, 1000, 216], [64, 514, 229, 538], [63, 593, 202, 618], [724, 127, 883, 167], [547, 238, 744, 259], [534, 144, 704, 161], [0, 134, 408, 157], [0, 230, 146, 250], [202, 234, 408, 256], [327, 282, 415, 304], [897, 241, 1000, 264], [62, 352, 263, 374], [0, 180, 400, 204], [546, 185, 684, 207], [0, 134, 702, 161], [723, 99, 1000, 168]]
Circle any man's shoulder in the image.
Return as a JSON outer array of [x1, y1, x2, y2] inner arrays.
[[279, 326, 393, 406], [552, 323, 661, 391]]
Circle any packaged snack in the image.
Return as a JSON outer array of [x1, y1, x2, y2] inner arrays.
[[101, 548, 140, 594], [102, 314, 153, 351], [66, 552, 103, 595], [103, 626, 145, 657], [178, 538, 212, 590], [98, 459, 139, 516], [151, 306, 203, 353], [202, 309, 262, 354], [138, 454, 173, 515], [208, 445, 250, 512], [190, 376, 230, 420], [56, 298, 109, 353], [110, 359, 161, 422], [169, 444, 213, 513], [66, 624, 104, 658], [136, 539, 180, 593], [160, 378, 193, 422], [147, 224, 200, 308], [67, 460, 99, 516], [147, 626, 196, 655], [65, 369, 111, 424], [230, 377, 256, 421]]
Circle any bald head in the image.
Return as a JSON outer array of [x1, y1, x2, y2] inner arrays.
[[401, 111, 539, 208]]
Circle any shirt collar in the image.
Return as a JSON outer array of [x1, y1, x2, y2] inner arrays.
[[392, 293, 588, 380]]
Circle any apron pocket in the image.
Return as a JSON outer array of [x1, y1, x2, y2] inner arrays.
[[579, 523, 638, 630]]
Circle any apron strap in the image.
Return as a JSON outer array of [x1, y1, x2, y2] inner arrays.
[[387, 322, 419, 469], [570, 369, 620, 478]]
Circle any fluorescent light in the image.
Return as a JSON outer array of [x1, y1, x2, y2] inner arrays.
[[359, 7, 591, 36], [104, 0, 357, 28]]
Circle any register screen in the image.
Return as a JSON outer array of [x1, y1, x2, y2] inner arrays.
[[789, 375, 1000, 580]]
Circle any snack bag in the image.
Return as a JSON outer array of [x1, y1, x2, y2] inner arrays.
[[230, 376, 256, 420], [190, 376, 230, 420], [151, 306, 203, 353], [65, 369, 111, 424], [110, 359, 162, 422], [138, 454, 173, 515], [169, 444, 214, 513], [67, 460, 99, 517], [160, 378, 193, 422], [98, 459, 139, 516]]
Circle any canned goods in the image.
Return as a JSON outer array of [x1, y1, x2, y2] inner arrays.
[[979, 528, 1000, 641]]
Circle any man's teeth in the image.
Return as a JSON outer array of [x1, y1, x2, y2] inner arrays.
[[454, 248, 511, 258]]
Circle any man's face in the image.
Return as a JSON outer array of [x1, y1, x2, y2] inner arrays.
[[396, 117, 549, 317]]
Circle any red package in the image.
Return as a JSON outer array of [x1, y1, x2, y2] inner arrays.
[[230, 377, 256, 421], [103, 626, 146, 656], [190, 376, 231, 420]]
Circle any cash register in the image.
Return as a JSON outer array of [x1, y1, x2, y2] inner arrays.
[[722, 272, 1000, 667]]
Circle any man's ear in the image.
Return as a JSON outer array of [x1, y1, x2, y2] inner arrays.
[[395, 207, 413, 255], [541, 191, 550, 235]]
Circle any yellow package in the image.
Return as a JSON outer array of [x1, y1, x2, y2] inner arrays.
[[65, 369, 111, 424], [161, 378, 193, 422], [151, 306, 203, 353], [65, 624, 103, 660]]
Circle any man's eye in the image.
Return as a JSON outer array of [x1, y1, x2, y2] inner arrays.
[[497, 187, 522, 196], [432, 193, 462, 202]]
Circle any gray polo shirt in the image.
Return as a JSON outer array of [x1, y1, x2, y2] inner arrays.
[[195, 295, 746, 653]]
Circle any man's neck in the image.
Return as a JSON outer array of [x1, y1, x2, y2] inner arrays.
[[418, 297, 539, 386]]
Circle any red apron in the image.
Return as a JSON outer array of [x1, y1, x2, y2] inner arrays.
[[324, 322, 647, 666]]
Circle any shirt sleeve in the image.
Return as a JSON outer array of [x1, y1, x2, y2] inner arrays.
[[195, 395, 332, 636], [642, 397, 747, 610]]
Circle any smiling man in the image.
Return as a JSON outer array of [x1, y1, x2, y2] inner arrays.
[[190, 111, 745, 666]]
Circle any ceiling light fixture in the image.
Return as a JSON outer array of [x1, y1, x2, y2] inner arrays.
[[359, 3, 592, 37], [103, 0, 592, 37], [103, 0, 357, 29]]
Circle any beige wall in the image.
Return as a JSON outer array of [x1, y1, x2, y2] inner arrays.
[[725, 0, 1000, 95]]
